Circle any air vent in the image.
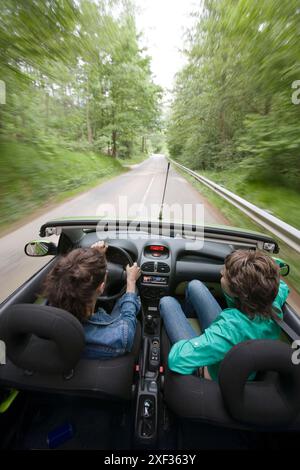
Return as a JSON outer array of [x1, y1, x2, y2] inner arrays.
[[141, 262, 155, 272], [157, 262, 170, 273]]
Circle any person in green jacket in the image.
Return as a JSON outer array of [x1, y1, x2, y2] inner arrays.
[[159, 249, 289, 381]]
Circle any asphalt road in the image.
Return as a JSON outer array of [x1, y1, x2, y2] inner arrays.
[[0, 155, 230, 302]]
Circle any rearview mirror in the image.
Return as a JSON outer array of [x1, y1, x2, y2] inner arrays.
[[24, 240, 57, 257]]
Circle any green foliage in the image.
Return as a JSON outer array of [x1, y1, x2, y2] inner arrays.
[[167, 0, 300, 189], [201, 169, 300, 231], [0, 141, 124, 229], [0, 0, 162, 158], [148, 132, 167, 154], [236, 95, 300, 186]]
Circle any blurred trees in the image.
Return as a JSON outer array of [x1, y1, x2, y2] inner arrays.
[[167, 0, 300, 188], [0, 0, 162, 158]]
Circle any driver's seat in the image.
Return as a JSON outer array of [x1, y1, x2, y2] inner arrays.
[[0, 304, 141, 401]]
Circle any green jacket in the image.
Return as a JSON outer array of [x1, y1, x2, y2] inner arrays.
[[168, 280, 290, 380]]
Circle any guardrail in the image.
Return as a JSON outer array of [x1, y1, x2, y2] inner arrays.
[[169, 158, 300, 254]]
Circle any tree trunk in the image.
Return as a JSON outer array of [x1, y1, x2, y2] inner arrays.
[[86, 81, 93, 145], [112, 130, 117, 158], [86, 102, 93, 145], [141, 136, 145, 153], [219, 107, 226, 143]]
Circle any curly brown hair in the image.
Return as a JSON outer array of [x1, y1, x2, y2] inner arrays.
[[42, 248, 107, 322], [223, 249, 280, 319]]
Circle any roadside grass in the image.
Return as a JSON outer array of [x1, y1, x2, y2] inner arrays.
[[181, 171, 300, 295], [201, 169, 300, 231], [0, 141, 126, 232]]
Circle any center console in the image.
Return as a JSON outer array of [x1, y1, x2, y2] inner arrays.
[[134, 242, 170, 447], [139, 242, 171, 306]]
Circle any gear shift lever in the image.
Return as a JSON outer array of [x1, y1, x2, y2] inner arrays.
[[145, 314, 156, 334]]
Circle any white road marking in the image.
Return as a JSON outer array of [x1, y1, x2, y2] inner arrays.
[[141, 176, 155, 206]]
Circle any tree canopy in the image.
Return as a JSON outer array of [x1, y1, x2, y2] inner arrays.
[[0, 0, 162, 158], [167, 0, 300, 188]]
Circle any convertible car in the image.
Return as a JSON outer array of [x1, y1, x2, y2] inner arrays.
[[0, 218, 299, 450]]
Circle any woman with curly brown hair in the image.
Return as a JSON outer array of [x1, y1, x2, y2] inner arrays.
[[160, 250, 289, 380], [42, 241, 141, 359]]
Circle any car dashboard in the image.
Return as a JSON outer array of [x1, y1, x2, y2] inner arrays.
[[77, 230, 234, 309]]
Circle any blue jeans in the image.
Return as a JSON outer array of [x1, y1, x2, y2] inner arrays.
[[159, 280, 222, 344]]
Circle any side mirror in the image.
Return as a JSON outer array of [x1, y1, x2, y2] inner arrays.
[[24, 240, 57, 257], [279, 264, 290, 277], [273, 257, 290, 277]]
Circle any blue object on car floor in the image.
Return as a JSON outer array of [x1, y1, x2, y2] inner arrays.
[[47, 423, 74, 449]]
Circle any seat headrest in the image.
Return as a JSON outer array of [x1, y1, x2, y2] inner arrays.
[[0, 304, 85, 375], [219, 339, 300, 426]]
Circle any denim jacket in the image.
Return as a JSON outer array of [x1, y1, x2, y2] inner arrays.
[[82, 292, 141, 359]]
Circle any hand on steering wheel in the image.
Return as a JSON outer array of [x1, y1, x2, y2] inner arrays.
[[126, 263, 141, 293], [91, 241, 108, 254], [96, 243, 136, 302]]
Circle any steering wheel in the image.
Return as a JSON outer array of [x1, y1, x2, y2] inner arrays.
[[97, 245, 133, 302]]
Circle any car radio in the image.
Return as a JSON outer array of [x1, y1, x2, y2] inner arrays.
[[141, 275, 168, 285], [142, 275, 168, 286]]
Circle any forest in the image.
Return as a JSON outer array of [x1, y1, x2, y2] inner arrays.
[[0, 0, 163, 228], [0, 0, 161, 158], [167, 0, 300, 190]]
